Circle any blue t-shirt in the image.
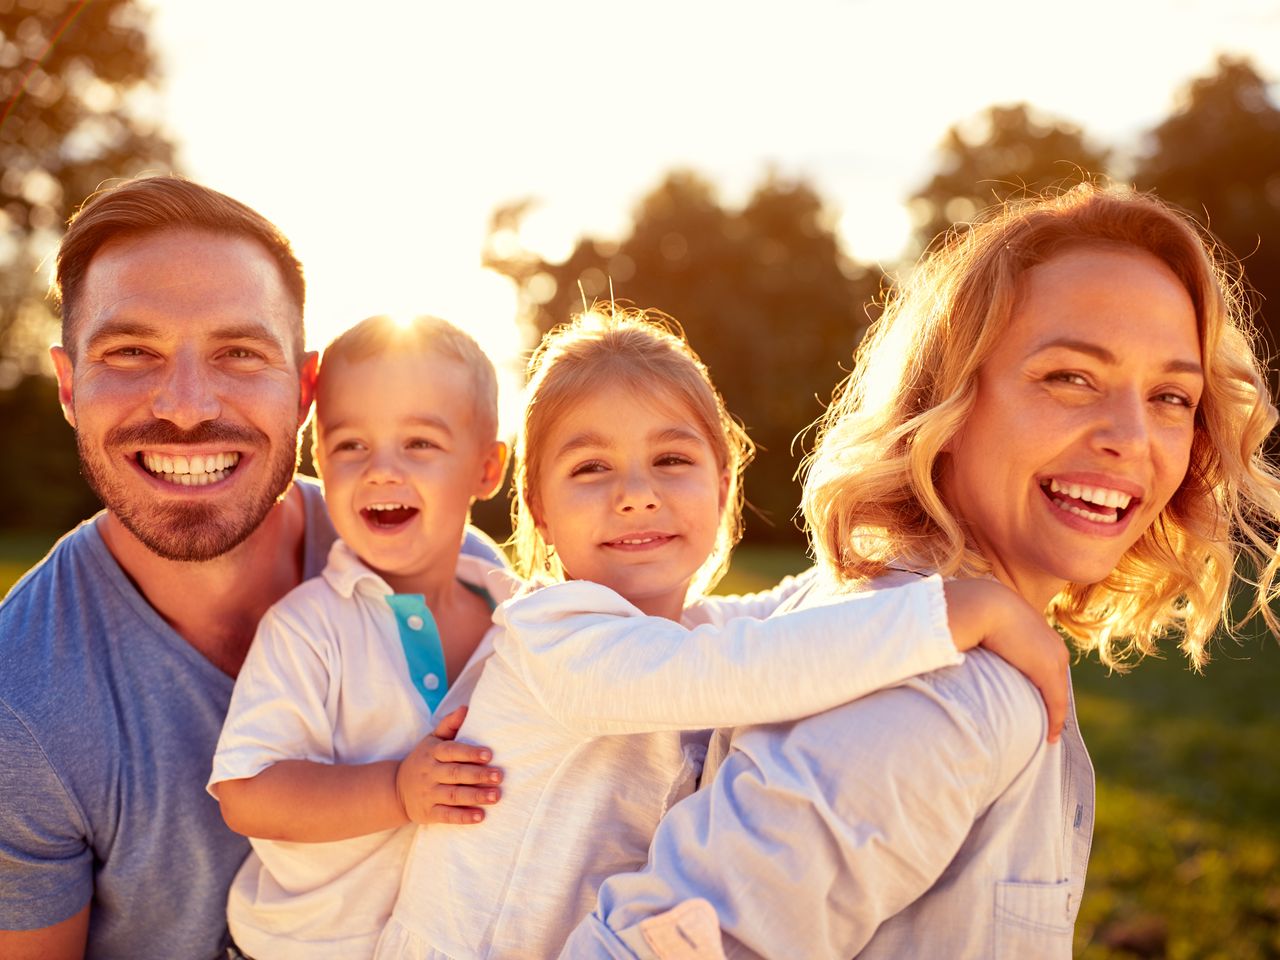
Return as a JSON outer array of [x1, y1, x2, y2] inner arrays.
[[0, 478, 504, 958]]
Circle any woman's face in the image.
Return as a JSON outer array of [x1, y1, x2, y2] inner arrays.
[[941, 245, 1203, 610]]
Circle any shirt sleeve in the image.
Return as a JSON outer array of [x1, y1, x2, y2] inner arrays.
[[0, 701, 93, 929], [207, 601, 338, 793], [561, 653, 1045, 960], [690, 568, 817, 624], [491, 576, 961, 736]]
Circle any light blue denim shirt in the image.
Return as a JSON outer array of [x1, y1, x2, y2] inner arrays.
[[560, 570, 1095, 960]]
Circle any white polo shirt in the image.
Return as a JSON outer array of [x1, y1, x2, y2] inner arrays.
[[209, 540, 521, 960]]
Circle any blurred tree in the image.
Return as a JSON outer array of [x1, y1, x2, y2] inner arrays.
[[908, 103, 1111, 254], [485, 170, 883, 547], [0, 0, 177, 531], [1134, 55, 1280, 366], [1, 0, 176, 378]]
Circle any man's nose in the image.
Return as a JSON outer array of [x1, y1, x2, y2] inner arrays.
[[149, 351, 220, 429]]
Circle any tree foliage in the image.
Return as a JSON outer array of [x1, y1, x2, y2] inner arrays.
[[1134, 55, 1280, 364], [908, 103, 1111, 255], [0, 0, 176, 379], [485, 170, 883, 546]]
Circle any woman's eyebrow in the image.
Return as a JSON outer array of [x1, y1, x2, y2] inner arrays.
[[1028, 337, 1203, 376]]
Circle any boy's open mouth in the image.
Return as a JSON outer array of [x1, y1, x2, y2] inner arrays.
[[362, 503, 419, 527], [1039, 478, 1137, 525], [137, 451, 240, 486]]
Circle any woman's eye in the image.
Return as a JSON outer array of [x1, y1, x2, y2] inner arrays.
[[1155, 391, 1196, 409], [1046, 371, 1089, 387]]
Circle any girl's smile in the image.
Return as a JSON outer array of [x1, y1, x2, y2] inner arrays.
[[534, 384, 729, 621]]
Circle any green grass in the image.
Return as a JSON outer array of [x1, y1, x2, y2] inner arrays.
[[5, 536, 1277, 956]]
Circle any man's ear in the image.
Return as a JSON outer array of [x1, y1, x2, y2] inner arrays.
[[476, 440, 509, 501], [51, 346, 76, 428], [297, 350, 319, 427]]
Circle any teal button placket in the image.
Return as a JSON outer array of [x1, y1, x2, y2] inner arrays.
[[385, 594, 448, 713]]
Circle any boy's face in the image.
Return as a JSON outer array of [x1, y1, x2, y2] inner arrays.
[[314, 350, 505, 593]]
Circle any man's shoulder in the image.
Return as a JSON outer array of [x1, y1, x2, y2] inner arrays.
[[1, 518, 105, 612]]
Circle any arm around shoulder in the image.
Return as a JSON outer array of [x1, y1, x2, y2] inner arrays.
[[576, 660, 1046, 958]]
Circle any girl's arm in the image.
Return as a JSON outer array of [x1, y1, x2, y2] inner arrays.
[[691, 568, 817, 622], [496, 576, 1067, 740], [214, 708, 501, 841]]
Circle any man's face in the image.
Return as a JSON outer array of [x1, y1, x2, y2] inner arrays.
[[51, 228, 315, 562]]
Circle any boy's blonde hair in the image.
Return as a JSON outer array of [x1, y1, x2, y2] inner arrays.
[[314, 314, 500, 445], [802, 183, 1280, 669], [511, 305, 754, 599]]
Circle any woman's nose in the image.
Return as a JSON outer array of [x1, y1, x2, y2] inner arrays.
[[1093, 390, 1152, 458]]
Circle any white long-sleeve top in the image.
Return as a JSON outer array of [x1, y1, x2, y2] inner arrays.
[[375, 571, 961, 960]]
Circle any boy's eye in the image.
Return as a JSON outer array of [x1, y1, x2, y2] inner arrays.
[[332, 440, 365, 453], [406, 438, 439, 451]]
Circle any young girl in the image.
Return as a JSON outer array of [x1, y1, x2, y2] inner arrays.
[[375, 307, 1068, 960]]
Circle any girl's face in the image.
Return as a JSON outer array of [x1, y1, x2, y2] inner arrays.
[[939, 245, 1203, 610], [533, 382, 729, 620]]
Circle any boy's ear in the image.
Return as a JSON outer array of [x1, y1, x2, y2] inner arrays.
[[50, 346, 76, 428], [297, 350, 319, 427], [476, 440, 509, 501]]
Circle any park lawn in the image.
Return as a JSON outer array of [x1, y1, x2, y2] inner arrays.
[[3, 537, 1277, 957]]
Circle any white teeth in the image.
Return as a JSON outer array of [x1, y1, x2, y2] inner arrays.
[[140, 451, 240, 484], [366, 503, 411, 511], [1047, 478, 1132, 510]]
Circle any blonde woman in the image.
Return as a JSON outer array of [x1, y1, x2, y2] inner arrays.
[[560, 184, 1280, 960]]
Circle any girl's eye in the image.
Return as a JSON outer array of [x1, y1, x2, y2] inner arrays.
[[655, 453, 693, 467], [570, 460, 607, 477]]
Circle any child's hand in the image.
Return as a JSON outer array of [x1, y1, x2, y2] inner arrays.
[[395, 706, 504, 825], [942, 579, 1069, 743]]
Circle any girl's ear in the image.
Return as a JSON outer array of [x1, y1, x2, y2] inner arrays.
[[718, 469, 731, 513], [476, 441, 509, 501]]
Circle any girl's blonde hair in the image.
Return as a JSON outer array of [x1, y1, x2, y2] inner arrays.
[[802, 183, 1280, 669], [511, 305, 754, 599]]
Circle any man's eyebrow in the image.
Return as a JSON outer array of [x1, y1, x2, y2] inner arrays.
[[1028, 337, 1203, 376], [209, 323, 290, 350], [83, 320, 165, 350]]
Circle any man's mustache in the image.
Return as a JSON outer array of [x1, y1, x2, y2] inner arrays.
[[104, 420, 268, 448]]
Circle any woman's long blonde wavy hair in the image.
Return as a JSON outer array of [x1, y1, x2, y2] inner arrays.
[[802, 183, 1280, 669], [510, 305, 754, 601]]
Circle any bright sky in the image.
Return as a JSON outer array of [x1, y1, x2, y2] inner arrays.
[[143, 0, 1280, 425]]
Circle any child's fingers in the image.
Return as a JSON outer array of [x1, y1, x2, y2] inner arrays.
[[432, 783, 502, 808], [433, 739, 496, 767], [433, 758, 503, 786], [428, 804, 488, 826], [432, 705, 469, 741], [1040, 655, 1069, 744]]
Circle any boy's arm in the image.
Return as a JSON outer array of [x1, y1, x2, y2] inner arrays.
[[214, 708, 501, 841]]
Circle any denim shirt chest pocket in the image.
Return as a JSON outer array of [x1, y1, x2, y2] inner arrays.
[[994, 879, 1075, 959]]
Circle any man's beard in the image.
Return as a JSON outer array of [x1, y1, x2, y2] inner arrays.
[[77, 419, 301, 562]]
